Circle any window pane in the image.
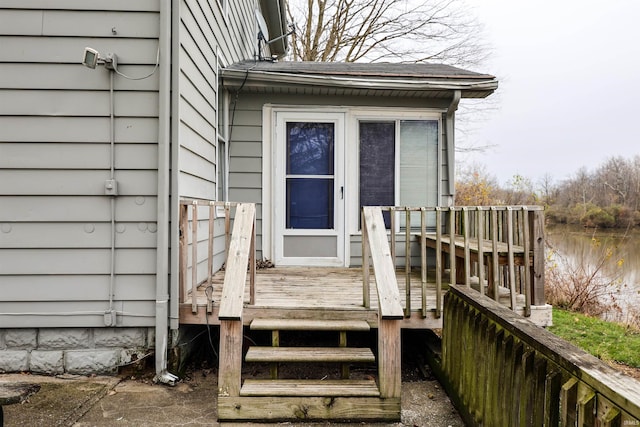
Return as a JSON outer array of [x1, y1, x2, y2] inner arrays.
[[359, 121, 395, 228], [286, 178, 334, 229], [400, 120, 439, 227], [287, 122, 334, 175]]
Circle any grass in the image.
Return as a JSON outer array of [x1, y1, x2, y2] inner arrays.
[[548, 308, 640, 368]]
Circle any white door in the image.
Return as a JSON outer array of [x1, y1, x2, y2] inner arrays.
[[274, 112, 345, 266]]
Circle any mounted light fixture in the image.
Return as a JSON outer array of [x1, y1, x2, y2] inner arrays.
[[81, 47, 117, 70]]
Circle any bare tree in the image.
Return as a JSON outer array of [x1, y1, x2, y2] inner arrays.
[[286, 0, 488, 67]]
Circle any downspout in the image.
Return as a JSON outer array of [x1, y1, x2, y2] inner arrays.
[[154, 0, 177, 386], [446, 90, 461, 205]]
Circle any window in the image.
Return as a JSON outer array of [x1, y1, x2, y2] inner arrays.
[[216, 52, 228, 201], [285, 122, 335, 229], [358, 119, 439, 229]]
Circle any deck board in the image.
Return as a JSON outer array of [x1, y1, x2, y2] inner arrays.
[[188, 267, 438, 311], [179, 266, 533, 328]]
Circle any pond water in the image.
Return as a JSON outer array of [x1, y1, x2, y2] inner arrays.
[[546, 225, 640, 324]]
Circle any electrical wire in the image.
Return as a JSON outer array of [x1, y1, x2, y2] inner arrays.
[[113, 46, 160, 81]]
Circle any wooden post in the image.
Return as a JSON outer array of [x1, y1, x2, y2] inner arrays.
[[207, 203, 215, 313], [561, 377, 579, 427], [378, 318, 401, 399], [522, 207, 532, 316], [179, 203, 188, 303], [477, 207, 485, 295], [506, 207, 517, 310], [491, 208, 500, 301], [435, 207, 442, 318], [462, 207, 471, 288], [249, 213, 256, 305], [531, 209, 546, 306], [362, 209, 370, 308], [405, 208, 411, 317], [218, 319, 243, 398], [421, 208, 428, 318], [191, 202, 198, 314], [449, 208, 456, 285], [390, 207, 396, 263]]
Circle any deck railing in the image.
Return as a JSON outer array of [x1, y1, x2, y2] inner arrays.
[[178, 199, 256, 314], [216, 202, 256, 400], [361, 206, 404, 399], [377, 205, 545, 318], [441, 285, 640, 426]]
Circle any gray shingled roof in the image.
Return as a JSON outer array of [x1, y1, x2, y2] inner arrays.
[[222, 60, 498, 98], [226, 60, 495, 80]]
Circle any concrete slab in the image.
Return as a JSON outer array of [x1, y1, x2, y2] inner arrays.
[[1, 370, 462, 426]]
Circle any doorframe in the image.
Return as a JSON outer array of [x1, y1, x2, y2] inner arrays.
[[262, 105, 348, 266]]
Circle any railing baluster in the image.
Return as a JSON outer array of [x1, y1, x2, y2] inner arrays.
[[362, 208, 370, 309], [491, 207, 500, 301], [405, 208, 411, 317], [179, 203, 188, 304], [477, 207, 485, 295], [449, 208, 456, 285], [421, 208, 427, 318], [207, 202, 215, 313], [506, 207, 516, 310], [191, 201, 198, 314], [463, 207, 471, 288], [521, 207, 532, 317], [435, 207, 442, 318]]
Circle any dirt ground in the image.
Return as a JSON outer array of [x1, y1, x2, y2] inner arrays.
[[3, 329, 464, 427]]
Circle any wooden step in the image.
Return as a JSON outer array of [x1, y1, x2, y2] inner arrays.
[[250, 318, 370, 331], [240, 379, 380, 397], [245, 346, 375, 363]]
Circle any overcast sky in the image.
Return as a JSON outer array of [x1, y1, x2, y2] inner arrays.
[[460, 0, 640, 186]]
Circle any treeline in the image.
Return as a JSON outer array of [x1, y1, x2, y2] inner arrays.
[[455, 156, 640, 228]]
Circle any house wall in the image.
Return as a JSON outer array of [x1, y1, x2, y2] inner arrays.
[[0, 0, 161, 373], [171, 0, 269, 317], [227, 92, 454, 265], [0, 0, 266, 374]]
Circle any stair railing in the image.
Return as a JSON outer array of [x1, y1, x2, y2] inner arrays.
[[361, 206, 404, 399], [216, 203, 256, 399]]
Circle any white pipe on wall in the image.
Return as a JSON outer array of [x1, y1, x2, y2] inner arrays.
[[154, 0, 177, 385]]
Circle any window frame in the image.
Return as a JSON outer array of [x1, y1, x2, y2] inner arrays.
[[347, 108, 443, 234]]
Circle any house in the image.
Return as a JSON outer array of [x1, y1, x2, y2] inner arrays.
[[1, 0, 548, 422], [0, 0, 548, 420]]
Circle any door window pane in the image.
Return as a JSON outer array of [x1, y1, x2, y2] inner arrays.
[[285, 122, 335, 230], [286, 178, 334, 229], [287, 122, 334, 175]]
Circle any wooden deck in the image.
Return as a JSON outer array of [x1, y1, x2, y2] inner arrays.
[[180, 267, 444, 328], [179, 266, 535, 329]]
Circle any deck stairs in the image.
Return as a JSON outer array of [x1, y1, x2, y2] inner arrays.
[[217, 317, 401, 422]]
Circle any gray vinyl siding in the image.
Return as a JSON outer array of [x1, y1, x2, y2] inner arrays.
[[227, 93, 453, 265], [176, 0, 257, 201], [0, 3, 160, 328]]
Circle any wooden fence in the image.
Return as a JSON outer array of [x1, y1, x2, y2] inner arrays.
[[378, 206, 545, 318], [178, 199, 255, 314], [441, 285, 640, 426]]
